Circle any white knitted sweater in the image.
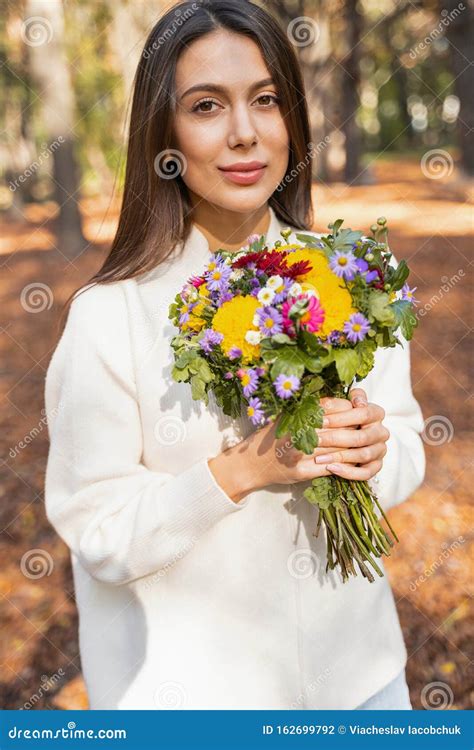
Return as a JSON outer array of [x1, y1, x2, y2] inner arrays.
[[44, 205, 426, 709]]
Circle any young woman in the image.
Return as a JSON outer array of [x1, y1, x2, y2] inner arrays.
[[44, 0, 425, 710]]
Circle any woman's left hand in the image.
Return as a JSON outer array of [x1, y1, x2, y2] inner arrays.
[[313, 387, 390, 480]]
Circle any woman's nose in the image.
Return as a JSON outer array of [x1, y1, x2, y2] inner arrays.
[[227, 104, 258, 148]]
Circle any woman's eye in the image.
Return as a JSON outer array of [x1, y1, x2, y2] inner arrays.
[[191, 94, 280, 114], [192, 99, 218, 113], [256, 94, 280, 107]]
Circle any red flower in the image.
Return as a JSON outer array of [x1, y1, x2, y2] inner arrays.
[[232, 251, 264, 269], [284, 260, 313, 279], [232, 248, 312, 279]]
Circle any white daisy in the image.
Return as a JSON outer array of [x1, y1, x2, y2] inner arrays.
[[257, 287, 276, 305], [266, 275, 283, 291], [245, 330, 262, 345], [288, 282, 302, 297]]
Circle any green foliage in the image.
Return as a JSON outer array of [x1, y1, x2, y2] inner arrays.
[[387, 259, 409, 291], [275, 394, 324, 454], [333, 348, 360, 385], [367, 291, 396, 325], [171, 349, 214, 405], [303, 476, 336, 509], [391, 300, 419, 340]]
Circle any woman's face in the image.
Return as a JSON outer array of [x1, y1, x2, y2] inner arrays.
[[173, 29, 290, 215]]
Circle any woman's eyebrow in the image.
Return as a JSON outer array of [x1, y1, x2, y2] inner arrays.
[[180, 77, 275, 100]]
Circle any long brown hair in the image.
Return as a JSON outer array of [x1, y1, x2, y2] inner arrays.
[[60, 0, 314, 330]]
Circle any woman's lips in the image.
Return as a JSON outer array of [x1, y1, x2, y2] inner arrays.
[[218, 166, 267, 185]]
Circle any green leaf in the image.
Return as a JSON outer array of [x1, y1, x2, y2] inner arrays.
[[275, 395, 324, 454], [391, 300, 419, 340], [299, 330, 327, 357], [294, 232, 324, 248], [330, 219, 344, 235], [388, 259, 409, 291], [355, 339, 377, 379], [190, 375, 207, 401], [333, 348, 360, 385], [304, 477, 333, 509], [333, 228, 363, 251], [270, 347, 306, 378], [189, 356, 214, 383], [172, 365, 191, 383], [303, 376, 324, 395], [272, 333, 295, 345], [368, 291, 396, 325]]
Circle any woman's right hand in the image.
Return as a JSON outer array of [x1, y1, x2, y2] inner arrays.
[[208, 396, 356, 503]]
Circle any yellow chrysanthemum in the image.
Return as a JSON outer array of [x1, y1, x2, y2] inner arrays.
[[212, 295, 261, 362], [282, 248, 357, 337], [181, 285, 210, 333]]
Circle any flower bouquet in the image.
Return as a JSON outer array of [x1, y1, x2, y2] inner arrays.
[[168, 218, 419, 583]]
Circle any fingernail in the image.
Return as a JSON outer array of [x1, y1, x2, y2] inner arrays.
[[326, 463, 342, 471], [315, 454, 333, 464], [354, 398, 367, 407], [322, 417, 330, 426]]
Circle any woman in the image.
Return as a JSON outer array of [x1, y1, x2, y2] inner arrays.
[[44, 0, 425, 710]]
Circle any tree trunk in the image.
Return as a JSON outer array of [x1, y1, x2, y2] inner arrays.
[[270, 0, 334, 180], [443, 0, 474, 175], [341, 0, 362, 183], [24, 0, 86, 257]]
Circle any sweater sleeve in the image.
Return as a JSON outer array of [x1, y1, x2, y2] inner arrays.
[[356, 256, 426, 513], [44, 282, 250, 586]]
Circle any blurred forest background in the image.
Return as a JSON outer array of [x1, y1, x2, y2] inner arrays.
[[0, 0, 472, 710]]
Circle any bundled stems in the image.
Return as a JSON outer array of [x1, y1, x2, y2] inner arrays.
[[312, 475, 398, 583]]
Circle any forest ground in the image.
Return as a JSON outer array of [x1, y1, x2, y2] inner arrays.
[[1, 157, 472, 710]]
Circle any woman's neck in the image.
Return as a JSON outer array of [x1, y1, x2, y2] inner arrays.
[[191, 203, 271, 253]]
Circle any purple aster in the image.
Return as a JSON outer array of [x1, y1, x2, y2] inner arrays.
[[228, 346, 242, 360], [206, 260, 232, 292], [215, 289, 233, 307], [179, 300, 196, 325], [199, 329, 224, 353], [401, 283, 419, 306], [239, 367, 260, 397], [329, 250, 359, 280], [343, 312, 371, 343], [246, 397, 265, 426], [327, 330, 342, 345], [274, 373, 301, 399], [256, 306, 284, 336], [272, 277, 294, 303]]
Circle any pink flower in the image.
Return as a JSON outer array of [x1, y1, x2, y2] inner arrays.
[[282, 294, 325, 335]]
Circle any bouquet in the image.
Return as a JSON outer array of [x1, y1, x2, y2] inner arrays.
[[168, 218, 419, 583]]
